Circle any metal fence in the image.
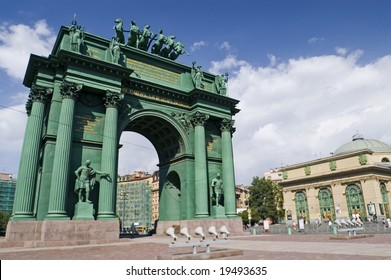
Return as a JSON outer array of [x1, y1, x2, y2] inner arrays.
[[247, 222, 391, 235]]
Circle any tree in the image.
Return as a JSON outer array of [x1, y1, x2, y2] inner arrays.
[[248, 176, 284, 223], [239, 209, 260, 226], [0, 211, 12, 235]]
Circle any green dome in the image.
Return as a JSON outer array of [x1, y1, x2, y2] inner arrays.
[[334, 134, 391, 156]]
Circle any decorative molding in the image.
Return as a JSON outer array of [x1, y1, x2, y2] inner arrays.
[[118, 101, 132, 121], [60, 80, 83, 100], [78, 92, 105, 107], [329, 160, 337, 171], [171, 112, 192, 132], [304, 166, 311, 176], [220, 118, 235, 134], [190, 111, 209, 127], [104, 90, 124, 108], [25, 84, 53, 115], [358, 154, 368, 165]]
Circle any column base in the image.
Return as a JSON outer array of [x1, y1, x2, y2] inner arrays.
[[97, 213, 118, 220], [44, 213, 70, 220], [10, 214, 36, 221], [195, 213, 210, 218]]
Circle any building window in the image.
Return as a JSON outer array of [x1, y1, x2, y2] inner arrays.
[[345, 184, 365, 220], [318, 188, 335, 221], [381, 157, 390, 163], [295, 191, 309, 223], [380, 183, 390, 218]]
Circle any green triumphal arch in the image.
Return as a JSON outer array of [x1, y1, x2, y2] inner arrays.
[[6, 18, 241, 244]]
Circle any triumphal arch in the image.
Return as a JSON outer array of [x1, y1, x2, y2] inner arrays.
[[6, 17, 241, 245]]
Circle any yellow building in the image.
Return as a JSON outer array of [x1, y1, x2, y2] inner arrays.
[[235, 184, 250, 213], [280, 134, 391, 224]]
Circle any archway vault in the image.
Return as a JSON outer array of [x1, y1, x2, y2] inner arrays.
[[120, 109, 190, 165]]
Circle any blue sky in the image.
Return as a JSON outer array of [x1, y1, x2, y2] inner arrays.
[[1, 0, 391, 185]]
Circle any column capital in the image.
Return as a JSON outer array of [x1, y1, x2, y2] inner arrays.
[[220, 118, 236, 134], [60, 80, 83, 100], [190, 111, 209, 127], [25, 85, 53, 115], [104, 90, 124, 108]]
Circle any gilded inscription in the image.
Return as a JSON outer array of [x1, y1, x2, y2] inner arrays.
[[74, 114, 102, 135], [126, 58, 180, 85], [121, 88, 190, 108], [86, 48, 101, 60], [207, 141, 213, 152]]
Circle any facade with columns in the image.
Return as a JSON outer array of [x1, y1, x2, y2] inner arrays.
[[6, 18, 241, 244], [280, 134, 391, 224]]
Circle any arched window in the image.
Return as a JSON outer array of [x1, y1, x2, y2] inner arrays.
[[295, 191, 309, 223], [345, 184, 365, 220], [381, 157, 390, 163], [380, 183, 390, 218], [318, 188, 335, 221]]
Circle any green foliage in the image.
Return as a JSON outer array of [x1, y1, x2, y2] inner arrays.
[[0, 211, 12, 231], [248, 176, 284, 222], [239, 209, 261, 225]]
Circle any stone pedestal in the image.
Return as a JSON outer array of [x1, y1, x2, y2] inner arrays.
[[2, 220, 120, 248], [211, 206, 226, 218], [73, 202, 94, 220], [156, 217, 244, 238]]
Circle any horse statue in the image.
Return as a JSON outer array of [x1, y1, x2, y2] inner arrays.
[[113, 18, 125, 44], [169, 41, 188, 61], [138, 24, 153, 51], [127, 20, 139, 48], [151, 29, 167, 55], [160, 35, 176, 58]]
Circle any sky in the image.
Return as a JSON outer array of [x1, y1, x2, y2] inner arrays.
[[1, 0, 391, 185]]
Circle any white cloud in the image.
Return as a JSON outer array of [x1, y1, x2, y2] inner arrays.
[[0, 20, 55, 175], [335, 47, 348, 56], [0, 104, 27, 174], [190, 40, 206, 52], [267, 54, 278, 67], [219, 41, 231, 51], [0, 20, 56, 80], [308, 37, 325, 44], [208, 55, 250, 74], [118, 132, 158, 175], [226, 53, 391, 184]]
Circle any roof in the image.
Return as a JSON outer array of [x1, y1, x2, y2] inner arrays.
[[334, 133, 391, 155]]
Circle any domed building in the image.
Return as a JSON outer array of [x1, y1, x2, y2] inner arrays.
[[279, 134, 391, 224]]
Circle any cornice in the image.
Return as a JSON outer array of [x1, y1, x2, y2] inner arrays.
[[280, 164, 391, 188]]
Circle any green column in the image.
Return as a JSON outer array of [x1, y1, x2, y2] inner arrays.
[[97, 91, 123, 220], [12, 85, 52, 220], [191, 112, 210, 218], [221, 119, 237, 217], [45, 81, 82, 220]]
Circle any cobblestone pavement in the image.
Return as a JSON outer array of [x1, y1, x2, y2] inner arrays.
[[1, 233, 391, 260]]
